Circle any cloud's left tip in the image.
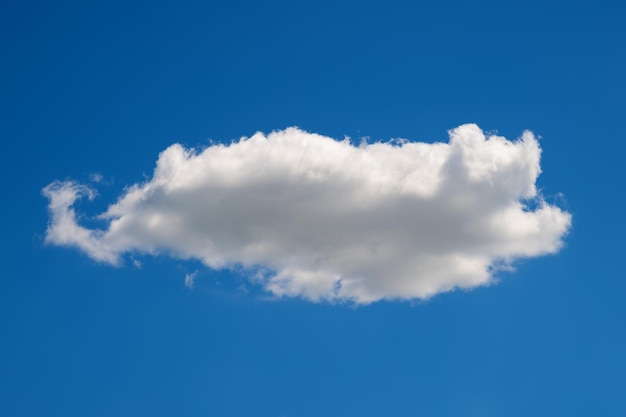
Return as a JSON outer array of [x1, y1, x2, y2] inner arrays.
[[42, 181, 119, 265]]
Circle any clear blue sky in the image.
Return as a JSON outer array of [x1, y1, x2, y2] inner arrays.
[[1, 0, 624, 415]]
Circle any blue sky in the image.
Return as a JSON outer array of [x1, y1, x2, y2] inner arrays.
[[1, 0, 625, 415]]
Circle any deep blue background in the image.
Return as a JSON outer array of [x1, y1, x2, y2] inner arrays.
[[1, 0, 624, 415]]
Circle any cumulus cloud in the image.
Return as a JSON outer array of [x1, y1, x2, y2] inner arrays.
[[42, 124, 571, 303]]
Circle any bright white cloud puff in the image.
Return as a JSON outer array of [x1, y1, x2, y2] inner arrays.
[[43, 124, 571, 303]]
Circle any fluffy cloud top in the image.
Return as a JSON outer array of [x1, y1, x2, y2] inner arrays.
[[43, 124, 571, 303]]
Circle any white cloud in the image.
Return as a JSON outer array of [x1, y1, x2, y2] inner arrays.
[[42, 124, 571, 303], [89, 173, 103, 183], [184, 271, 198, 289]]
